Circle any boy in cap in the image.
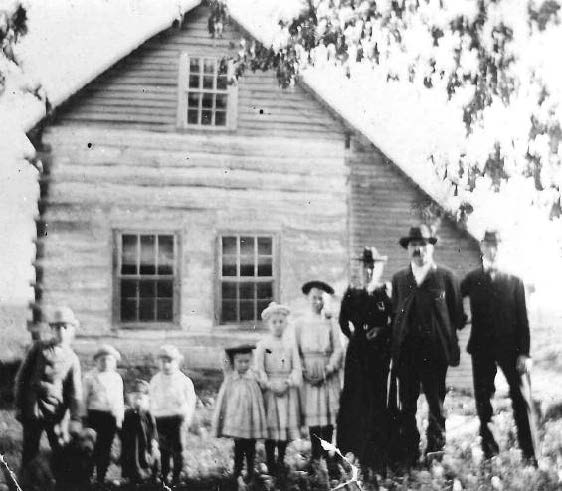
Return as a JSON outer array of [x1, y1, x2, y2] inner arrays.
[[149, 345, 196, 486], [121, 379, 160, 486], [83, 344, 125, 483], [14, 306, 83, 469]]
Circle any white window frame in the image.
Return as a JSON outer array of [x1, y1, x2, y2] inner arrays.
[[177, 52, 238, 131]]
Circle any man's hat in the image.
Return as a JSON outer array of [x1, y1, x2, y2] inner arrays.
[[93, 344, 121, 362], [481, 230, 501, 245], [353, 247, 388, 265], [399, 225, 438, 249], [130, 379, 150, 395], [301, 280, 335, 295], [225, 343, 256, 363], [49, 306, 80, 328], [261, 302, 290, 321], [157, 344, 183, 362]]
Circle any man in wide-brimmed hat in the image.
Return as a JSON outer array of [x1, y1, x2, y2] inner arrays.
[[390, 225, 465, 468], [14, 306, 84, 469], [461, 230, 538, 466], [336, 246, 393, 475]]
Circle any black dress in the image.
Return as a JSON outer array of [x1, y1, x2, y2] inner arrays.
[[335, 284, 392, 471]]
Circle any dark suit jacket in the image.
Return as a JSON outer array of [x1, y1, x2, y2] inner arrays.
[[461, 267, 530, 357], [391, 264, 465, 366]]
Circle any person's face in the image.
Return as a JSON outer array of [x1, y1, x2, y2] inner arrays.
[[128, 392, 149, 411], [363, 261, 384, 284], [408, 240, 433, 266], [233, 353, 252, 374], [50, 322, 75, 346], [96, 354, 116, 372], [159, 356, 178, 374], [480, 241, 498, 263], [268, 313, 287, 337], [308, 288, 324, 313]]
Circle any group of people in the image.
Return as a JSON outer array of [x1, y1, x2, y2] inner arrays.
[[12, 223, 539, 489]]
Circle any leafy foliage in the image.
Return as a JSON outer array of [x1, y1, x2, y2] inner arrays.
[[0, 4, 27, 92]]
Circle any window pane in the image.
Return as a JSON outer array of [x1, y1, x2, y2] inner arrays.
[[201, 110, 212, 125], [139, 298, 156, 321], [240, 236, 255, 255], [222, 300, 237, 323], [203, 75, 214, 89], [239, 282, 255, 301], [215, 111, 227, 126], [222, 255, 237, 276], [140, 235, 156, 275], [217, 75, 228, 90], [222, 236, 237, 254], [222, 282, 237, 299], [121, 234, 138, 275], [187, 109, 199, 125], [257, 300, 271, 317], [258, 237, 272, 255], [240, 262, 255, 277], [157, 299, 173, 321], [188, 92, 200, 108], [240, 301, 255, 321], [216, 94, 227, 109], [202, 93, 214, 108], [157, 280, 173, 298], [121, 279, 137, 298], [139, 280, 155, 298], [203, 58, 215, 74], [257, 282, 273, 299], [121, 297, 137, 322], [189, 74, 200, 88], [258, 257, 273, 277], [190, 57, 200, 74], [158, 235, 174, 274]]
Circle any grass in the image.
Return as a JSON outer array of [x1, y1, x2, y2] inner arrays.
[[1, 367, 562, 490]]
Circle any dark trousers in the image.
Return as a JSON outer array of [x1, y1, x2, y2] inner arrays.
[[86, 410, 117, 482], [265, 440, 288, 471], [309, 425, 334, 460], [155, 415, 185, 483], [397, 348, 448, 465], [21, 418, 66, 468], [233, 438, 256, 477], [472, 352, 538, 460]]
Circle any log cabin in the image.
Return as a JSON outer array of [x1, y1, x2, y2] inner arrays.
[[31, 4, 481, 389]]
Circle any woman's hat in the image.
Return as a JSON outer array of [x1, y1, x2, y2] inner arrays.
[[399, 225, 437, 249], [130, 379, 150, 395], [301, 280, 335, 295], [49, 306, 80, 328], [353, 246, 388, 265], [481, 230, 501, 245], [93, 344, 121, 362], [157, 344, 183, 362], [261, 301, 290, 320], [225, 343, 256, 362]]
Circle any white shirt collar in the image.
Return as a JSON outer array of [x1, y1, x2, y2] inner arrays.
[[411, 261, 434, 286]]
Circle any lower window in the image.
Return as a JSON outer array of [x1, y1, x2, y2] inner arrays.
[[115, 232, 177, 325], [219, 234, 276, 324]]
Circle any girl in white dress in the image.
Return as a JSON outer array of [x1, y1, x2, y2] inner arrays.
[[255, 302, 302, 474]]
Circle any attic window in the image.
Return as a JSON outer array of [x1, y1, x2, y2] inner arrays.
[[177, 54, 238, 130]]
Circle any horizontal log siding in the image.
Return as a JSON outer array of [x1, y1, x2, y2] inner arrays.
[[347, 136, 481, 391], [40, 127, 349, 335], [54, 5, 346, 141]]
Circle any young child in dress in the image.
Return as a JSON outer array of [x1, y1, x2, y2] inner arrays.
[[149, 345, 196, 486], [121, 379, 160, 486], [212, 344, 267, 482], [83, 344, 124, 484], [255, 302, 302, 475]]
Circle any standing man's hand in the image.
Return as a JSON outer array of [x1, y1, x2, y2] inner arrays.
[[516, 355, 532, 375]]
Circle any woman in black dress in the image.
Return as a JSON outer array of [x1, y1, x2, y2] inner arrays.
[[336, 247, 392, 475]]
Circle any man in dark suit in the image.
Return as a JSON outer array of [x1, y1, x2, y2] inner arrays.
[[391, 225, 465, 467], [461, 230, 538, 465]]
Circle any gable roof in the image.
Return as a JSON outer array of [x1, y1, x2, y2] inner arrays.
[[16, 0, 472, 239]]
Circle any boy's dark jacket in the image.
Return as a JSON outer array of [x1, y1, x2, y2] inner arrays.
[[391, 264, 465, 366], [461, 268, 530, 356]]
